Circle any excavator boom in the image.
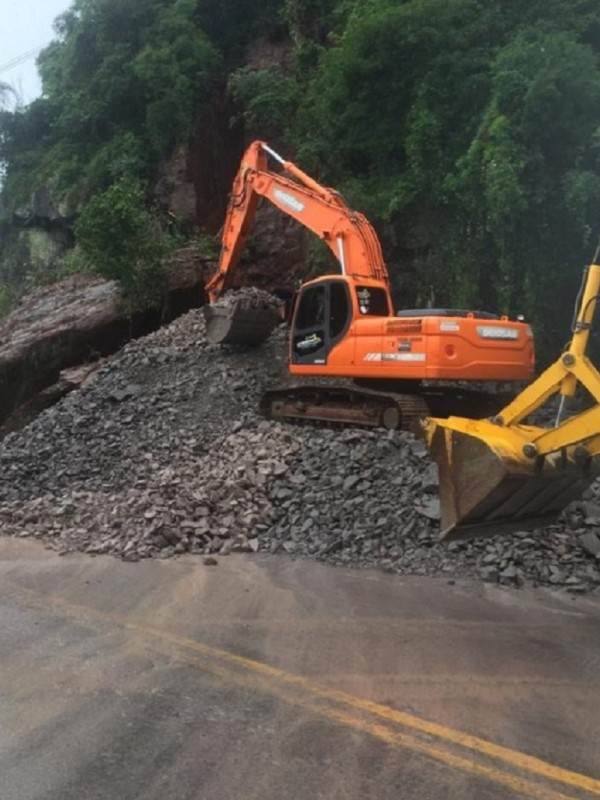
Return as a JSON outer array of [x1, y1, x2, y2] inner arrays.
[[204, 140, 390, 345]]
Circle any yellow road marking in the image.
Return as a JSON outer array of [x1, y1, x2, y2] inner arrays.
[[164, 633, 600, 796], [13, 587, 600, 799], [170, 650, 579, 800]]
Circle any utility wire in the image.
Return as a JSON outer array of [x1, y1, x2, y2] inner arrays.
[[0, 46, 44, 77]]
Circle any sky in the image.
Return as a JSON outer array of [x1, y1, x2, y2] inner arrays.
[[0, 0, 73, 105]]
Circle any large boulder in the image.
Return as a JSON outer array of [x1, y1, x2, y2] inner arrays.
[[0, 244, 210, 432], [236, 200, 308, 294]]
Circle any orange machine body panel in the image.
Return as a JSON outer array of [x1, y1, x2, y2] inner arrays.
[[288, 276, 534, 382]]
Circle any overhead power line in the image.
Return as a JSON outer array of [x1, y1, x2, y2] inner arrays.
[[0, 46, 45, 77]]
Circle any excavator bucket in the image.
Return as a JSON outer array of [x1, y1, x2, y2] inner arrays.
[[426, 420, 600, 541], [203, 300, 280, 346]]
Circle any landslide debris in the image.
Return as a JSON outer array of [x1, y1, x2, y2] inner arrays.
[[0, 306, 599, 593], [0, 246, 208, 433], [211, 286, 283, 312]]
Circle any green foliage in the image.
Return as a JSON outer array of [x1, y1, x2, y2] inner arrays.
[[54, 244, 96, 279], [241, 0, 600, 358], [132, 0, 222, 157], [2, 0, 600, 358], [75, 180, 171, 308], [0, 0, 224, 210], [192, 0, 286, 64], [0, 99, 57, 205], [0, 282, 11, 318], [0, 0, 293, 311], [446, 26, 600, 337], [229, 67, 299, 139]]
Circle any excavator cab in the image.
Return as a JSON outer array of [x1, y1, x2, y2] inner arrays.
[[423, 254, 600, 540], [290, 277, 385, 366], [290, 281, 336, 365]]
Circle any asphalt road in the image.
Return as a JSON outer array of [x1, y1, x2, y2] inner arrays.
[[1, 538, 600, 800]]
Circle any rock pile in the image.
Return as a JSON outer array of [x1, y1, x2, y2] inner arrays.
[[211, 286, 283, 313], [0, 306, 599, 592]]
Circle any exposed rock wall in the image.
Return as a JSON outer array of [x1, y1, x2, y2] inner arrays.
[[156, 122, 309, 294], [0, 245, 210, 433]]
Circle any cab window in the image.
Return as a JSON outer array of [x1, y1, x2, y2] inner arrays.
[[329, 282, 350, 339], [295, 286, 325, 329], [356, 286, 389, 316]]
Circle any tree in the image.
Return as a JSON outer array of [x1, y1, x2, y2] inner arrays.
[[450, 29, 600, 344], [75, 180, 172, 307]]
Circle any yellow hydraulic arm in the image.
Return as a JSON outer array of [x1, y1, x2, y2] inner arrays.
[[423, 245, 600, 540]]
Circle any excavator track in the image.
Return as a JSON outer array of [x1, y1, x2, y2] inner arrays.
[[261, 383, 513, 433], [262, 385, 431, 432]]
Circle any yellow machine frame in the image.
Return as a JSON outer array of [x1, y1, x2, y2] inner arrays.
[[423, 256, 600, 540]]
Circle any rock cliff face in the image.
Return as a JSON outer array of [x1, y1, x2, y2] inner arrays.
[[0, 244, 209, 434], [155, 134, 308, 293], [233, 201, 308, 294], [0, 183, 76, 286]]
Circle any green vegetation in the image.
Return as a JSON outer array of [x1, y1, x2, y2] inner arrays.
[[0, 282, 11, 317], [75, 180, 177, 308], [1, 0, 600, 356]]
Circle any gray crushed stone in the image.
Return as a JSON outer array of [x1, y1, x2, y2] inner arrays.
[[0, 306, 599, 593], [211, 286, 283, 312]]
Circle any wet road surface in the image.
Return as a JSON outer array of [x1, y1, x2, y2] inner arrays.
[[1, 539, 599, 799]]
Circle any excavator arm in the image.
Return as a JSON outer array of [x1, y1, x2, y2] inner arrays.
[[205, 140, 389, 304]]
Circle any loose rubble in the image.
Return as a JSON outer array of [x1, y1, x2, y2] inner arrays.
[[211, 286, 283, 313], [0, 245, 209, 429], [1, 304, 599, 593]]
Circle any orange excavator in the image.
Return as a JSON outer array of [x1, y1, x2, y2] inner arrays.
[[204, 140, 534, 430]]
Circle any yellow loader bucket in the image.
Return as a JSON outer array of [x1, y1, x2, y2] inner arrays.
[[425, 420, 600, 541]]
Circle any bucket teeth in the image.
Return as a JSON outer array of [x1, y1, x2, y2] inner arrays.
[[427, 422, 600, 540]]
